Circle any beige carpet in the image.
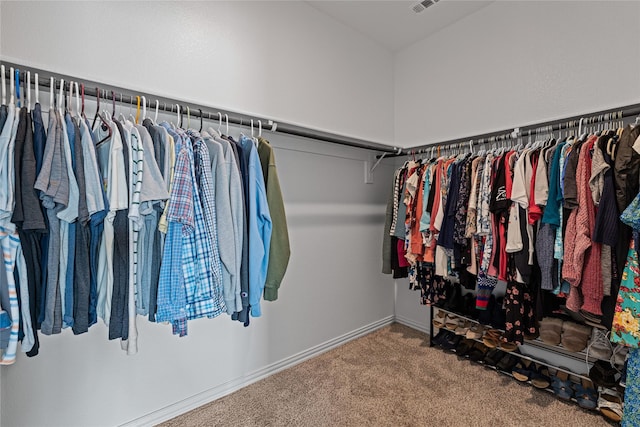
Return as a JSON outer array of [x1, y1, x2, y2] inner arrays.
[[159, 323, 609, 427]]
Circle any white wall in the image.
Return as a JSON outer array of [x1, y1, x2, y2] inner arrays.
[[394, 0, 640, 147], [0, 2, 397, 426], [1, 1, 395, 145]]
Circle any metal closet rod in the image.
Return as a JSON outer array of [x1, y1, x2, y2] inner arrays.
[[387, 102, 640, 158], [0, 61, 400, 154]]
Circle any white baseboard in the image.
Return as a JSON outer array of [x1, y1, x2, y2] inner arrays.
[[394, 315, 430, 334], [120, 315, 395, 427]]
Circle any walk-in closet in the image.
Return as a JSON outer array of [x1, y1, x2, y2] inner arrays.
[[1, 1, 639, 426]]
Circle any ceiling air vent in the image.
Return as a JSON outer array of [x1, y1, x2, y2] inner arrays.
[[413, 0, 440, 14]]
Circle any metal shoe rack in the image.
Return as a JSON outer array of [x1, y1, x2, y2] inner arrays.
[[428, 306, 623, 421]]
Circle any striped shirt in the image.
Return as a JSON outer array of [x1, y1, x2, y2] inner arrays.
[[0, 225, 20, 365]]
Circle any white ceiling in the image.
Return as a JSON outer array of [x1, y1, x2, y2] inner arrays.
[[307, 0, 494, 52]]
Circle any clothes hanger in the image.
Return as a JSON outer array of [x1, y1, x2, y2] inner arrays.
[[1, 65, 5, 106], [9, 67, 15, 106], [154, 100, 159, 123], [225, 113, 229, 135], [26, 71, 31, 112], [186, 106, 190, 130], [80, 84, 86, 120], [49, 77, 55, 111], [198, 109, 203, 132], [15, 69, 21, 109], [258, 120, 262, 138], [135, 96, 141, 124], [218, 112, 223, 135]]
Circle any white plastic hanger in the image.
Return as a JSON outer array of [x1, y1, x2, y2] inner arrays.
[[74, 82, 80, 118], [154, 100, 159, 123], [27, 71, 31, 111], [68, 81, 74, 116], [217, 112, 222, 135], [9, 67, 15, 106], [35, 73, 39, 105], [141, 96, 146, 121], [258, 120, 262, 137], [58, 78, 64, 114], [1, 65, 5, 105], [225, 113, 229, 135], [176, 104, 180, 127], [186, 106, 190, 129], [49, 77, 54, 110]]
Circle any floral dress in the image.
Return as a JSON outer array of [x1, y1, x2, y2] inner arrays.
[[611, 236, 640, 347]]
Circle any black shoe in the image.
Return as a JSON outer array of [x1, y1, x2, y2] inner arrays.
[[496, 353, 520, 372], [455, 338, 475, 359], [483, 348, 503, 367], [468, 343, 489, 363], [441, 333, 462, 352], [431, 329, 449, 346], [589, 360, 618, 388]]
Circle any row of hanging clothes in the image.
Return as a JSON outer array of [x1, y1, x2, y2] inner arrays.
[[383, 113, 640, 346], [0, 66, 290, 364]]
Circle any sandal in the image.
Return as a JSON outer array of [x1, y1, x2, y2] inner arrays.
[[432, 310, 446, 328], [455, 320, 472, 336], [445, 315, 460, 331], [551, 369, 574, 400], [499, 341, 518, 352], [530, 364, 551, 389], [573, 378, 598, 410], [512, 359, 533, 382], [483, 329, 502, 349], [466, 324, 484, 340], [598, 389, 623, 422]]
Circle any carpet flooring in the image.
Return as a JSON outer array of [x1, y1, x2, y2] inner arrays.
[[159, 323, 610, 427]]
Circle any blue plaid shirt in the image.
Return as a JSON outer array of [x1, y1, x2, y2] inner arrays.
[[155, 128, 225, 336]]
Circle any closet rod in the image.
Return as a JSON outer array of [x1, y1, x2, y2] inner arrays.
[[0, 61, 400, 154], [384, 102, 640, 158]]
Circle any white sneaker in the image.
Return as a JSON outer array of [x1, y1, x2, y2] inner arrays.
[[587, 328, 613, 361]]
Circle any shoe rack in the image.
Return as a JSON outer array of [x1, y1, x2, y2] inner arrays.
[[429, 306, 624, 422]]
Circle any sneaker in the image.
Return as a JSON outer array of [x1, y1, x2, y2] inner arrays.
[[586, 328, 613, 360], [611, 344, 629, 367]]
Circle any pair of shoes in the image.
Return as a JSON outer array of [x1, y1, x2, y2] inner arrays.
[[483, 348, 503, 367], [466, 324, 485, 340], [598, 389, 624, 422], [432, 310, 446, 329], [611, 344, 629, 368], [589, 360, 618, 389], [499, 340, 518, 352], [573, 378, 598, 410], [539, 317, 564, 345], [445, 314, 461, 331], [454, 320, 473, 336], [530, 364, 551, 389], [483, 329, 503, 348], [586, 328, 613, 360], [496, 353, 520, 372], [561, 321, 592, 352], [512, 359, 534, 382], [468, 342, 489, 363], [454, 338, 475, 359], [441, 331, 462, 352], [551, 368, 575, 400]]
